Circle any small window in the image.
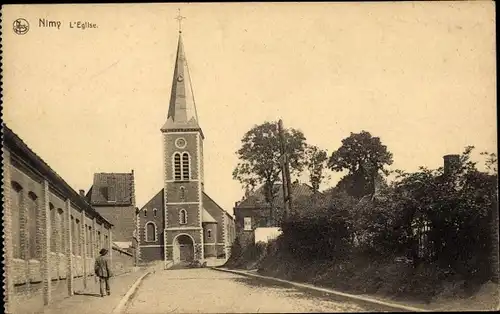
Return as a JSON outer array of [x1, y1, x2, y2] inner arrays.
[[179, 209, 187, 225], [153, 208, 158, 218], [244, 217, 252, 231], [108, 186, 116, 202], [180, 186, 185, 201], [207, 229, 212, 239], [99, 187, 109, 200], [145, 222, 156, 242], [144, 208, 147, 217]]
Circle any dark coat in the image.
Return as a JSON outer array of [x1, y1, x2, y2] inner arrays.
[[94, 255, 111, 278]]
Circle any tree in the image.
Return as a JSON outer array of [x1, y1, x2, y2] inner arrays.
[[481, 151, 499, 282], [390, 146, 497, 275], [233, 121, 307, 225], [304, 145, 329, 194], [328, 131, 393, 197]]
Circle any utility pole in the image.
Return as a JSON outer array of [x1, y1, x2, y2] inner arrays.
[[278, 119, 293, 222]]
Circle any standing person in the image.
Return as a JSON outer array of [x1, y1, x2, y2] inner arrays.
[[95, 248, 112, 297]]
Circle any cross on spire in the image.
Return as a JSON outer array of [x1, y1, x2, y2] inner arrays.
[[175, 8, 186, 33]]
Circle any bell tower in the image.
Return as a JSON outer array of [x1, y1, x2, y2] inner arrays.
[[161, 29, 205, 265]]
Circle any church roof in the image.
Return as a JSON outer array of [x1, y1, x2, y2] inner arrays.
[[161, 33, 203, 136], [88, 172, 135, 206], [202, 208, 218, 223]]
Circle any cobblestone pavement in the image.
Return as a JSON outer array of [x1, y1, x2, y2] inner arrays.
[[40, 270, 147, 314], [125, 268, 373, 313]]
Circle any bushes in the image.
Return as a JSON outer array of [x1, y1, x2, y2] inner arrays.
[[225, 237, 268, 270], [270, 146, 498, 299]]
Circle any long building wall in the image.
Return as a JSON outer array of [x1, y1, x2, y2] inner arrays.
[[2, 128, 114, 313]]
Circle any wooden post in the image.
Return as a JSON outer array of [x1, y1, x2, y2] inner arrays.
[[278, 121, 288, 223], [278, 119, 293, 221]]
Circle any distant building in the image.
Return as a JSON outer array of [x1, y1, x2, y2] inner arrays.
[[86, 172, 137, 248], [137, 31, 236, 267], [233, 182, 315, 235]]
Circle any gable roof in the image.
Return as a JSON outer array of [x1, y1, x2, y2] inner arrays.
[[235, 182, 315, 209], [202, 191, 234, 219], [3, 124, 112, 227], [138, 188, 234, 220], [89, 172, 135, 206], [202, 209, 217, 223]]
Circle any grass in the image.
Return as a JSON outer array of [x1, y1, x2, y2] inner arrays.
[[225, 241, 499, 311]]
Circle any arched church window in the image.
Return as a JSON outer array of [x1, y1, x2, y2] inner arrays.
[[153, 208, 158, 218], [180, 186, 185, 201], [174, 153, 182, 181], [145, 222, 156, 242], [182, 153, 190, 180], [179, 209, 187, 225]]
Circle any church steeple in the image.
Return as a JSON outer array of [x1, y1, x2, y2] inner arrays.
[[161, 33, 202, 136]]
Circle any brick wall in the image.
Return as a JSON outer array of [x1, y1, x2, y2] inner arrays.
[[94, 205, 135, 242], [111, 246, 135, 276], [3, 145, 113, 312], [164, 133, 200, 181], [138, 189, 164, 246], [140, 246, 164, 262]]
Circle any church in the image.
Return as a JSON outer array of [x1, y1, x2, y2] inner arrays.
[[136, 31, 236, 267]]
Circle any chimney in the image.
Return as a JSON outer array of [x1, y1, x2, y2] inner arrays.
[[79, 189, 85, 197], [443, 154, 460, 176]]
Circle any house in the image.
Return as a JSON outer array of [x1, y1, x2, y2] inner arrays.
[[85, 172, 137, 250], [233, 182, 316, 240]]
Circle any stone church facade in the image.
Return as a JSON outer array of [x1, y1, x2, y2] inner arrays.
[[137, 32, 236, 266]]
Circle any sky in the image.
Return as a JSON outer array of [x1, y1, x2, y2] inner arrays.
[[2, 2, 497, 214]]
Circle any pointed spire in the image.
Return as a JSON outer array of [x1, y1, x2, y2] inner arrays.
[[161, 33, 202, 135]]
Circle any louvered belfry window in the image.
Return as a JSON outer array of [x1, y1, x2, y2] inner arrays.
[[174, 153, 182, 180], [182, 153, 190, 180]]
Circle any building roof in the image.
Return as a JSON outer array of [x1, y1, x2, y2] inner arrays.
[[113, 241, 132, 249], [88, 172, 135, 206], [3, 124, 113, 227], [202, 208, 217, 223], [139, 188, 234, 220], [161, 33, 203, 137], [202, 191, 234, 219], [235, 182, 315, 209]]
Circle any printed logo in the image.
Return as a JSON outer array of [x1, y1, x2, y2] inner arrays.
[[13, 18, 30, 35]]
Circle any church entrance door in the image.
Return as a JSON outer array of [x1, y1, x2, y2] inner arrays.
[[173, 234, 195, 264]]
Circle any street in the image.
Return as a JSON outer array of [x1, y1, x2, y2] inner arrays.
[[125, 268, 372, 313]]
